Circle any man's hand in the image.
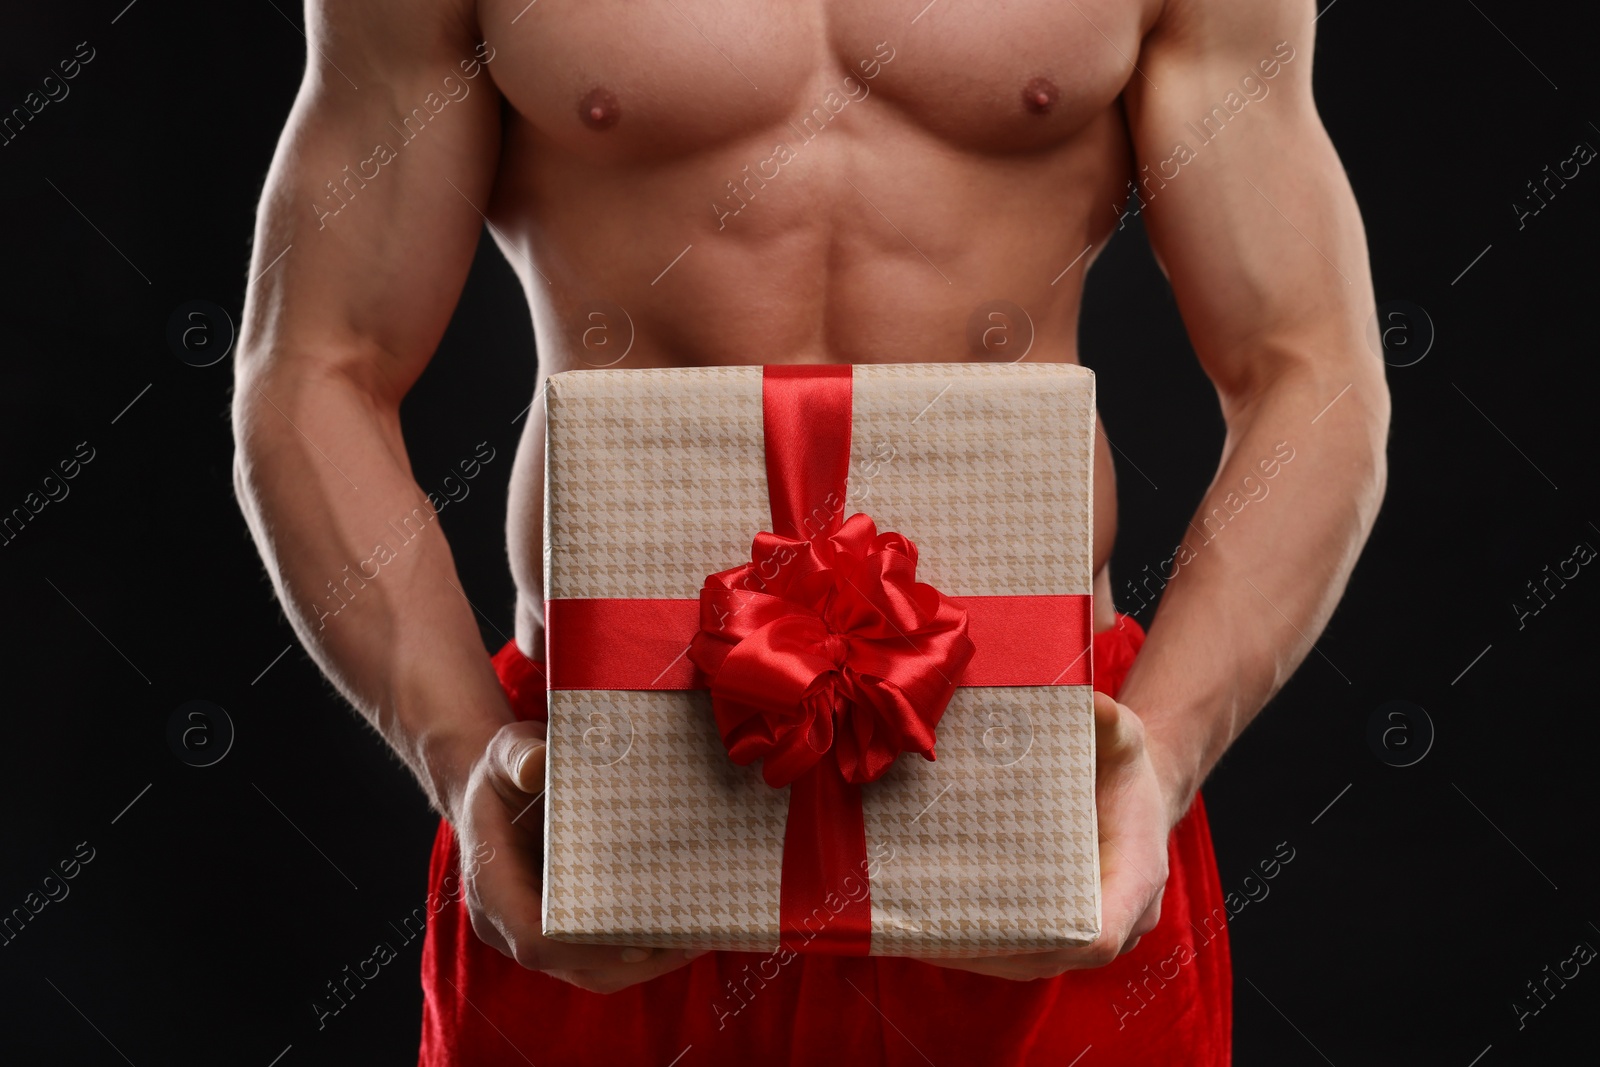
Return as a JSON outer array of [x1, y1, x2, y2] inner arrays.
[[927, 692, 1173, 981], [454, 721, 703, 994]]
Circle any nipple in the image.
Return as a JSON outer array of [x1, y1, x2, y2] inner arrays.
[[579, 87, 621, 130], [1022, 76, 1059, 115]]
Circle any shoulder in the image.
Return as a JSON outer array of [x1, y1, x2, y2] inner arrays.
[[1132, 0, 1316, 118], [307, 0, 485, 69], [1144, 0, 1315, 59]]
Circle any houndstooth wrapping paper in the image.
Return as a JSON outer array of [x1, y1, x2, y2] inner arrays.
[[541, 363, 1099, 957]]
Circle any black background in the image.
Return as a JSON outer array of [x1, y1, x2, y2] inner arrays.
[[2, 2, 1596, 1064]]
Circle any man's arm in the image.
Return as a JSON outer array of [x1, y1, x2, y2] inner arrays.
[[233, 0, 689, 992], [1121, 0, 1389, 822], [236, 0, 505, 828], [937, 0, 1387, 980]]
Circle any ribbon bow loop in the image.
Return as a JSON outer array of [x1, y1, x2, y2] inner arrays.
[[688, 513, 975, 788]]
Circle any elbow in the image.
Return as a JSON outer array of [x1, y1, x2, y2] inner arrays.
[[1347, 354, 1391, 535], [1367, 405, 1391, 535], [228, 342, 312, 524], [1227, 341, 1392, 528], [230, 372, 272, 535], [230, 347, 278, 500], [1358, 344, 1392, 466], [230, 353, 261, 508]]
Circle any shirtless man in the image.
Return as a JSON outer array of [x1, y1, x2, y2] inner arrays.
[[232, 0, 1388, 1061]]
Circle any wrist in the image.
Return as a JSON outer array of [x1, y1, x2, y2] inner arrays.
[[401, 660, 518, 821], [1118, 670, 1228, 830], [419, 717, 508, 822], [1139, 720, 1206, 830]]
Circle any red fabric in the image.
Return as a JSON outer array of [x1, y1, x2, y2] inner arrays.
[[420, 614, 1232, 1065]]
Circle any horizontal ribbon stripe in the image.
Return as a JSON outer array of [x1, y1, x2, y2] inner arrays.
[[545, 593, 1092, 690], [961, 594, 1094, 687], [545, 598, 704, 690]]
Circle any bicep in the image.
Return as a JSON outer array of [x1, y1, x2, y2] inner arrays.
[[241, 0, 501, 402], [1125, 0, 1373, 403]]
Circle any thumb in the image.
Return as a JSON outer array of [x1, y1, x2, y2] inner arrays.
[[1092, 691, 1144, 760], [490, 721, 548, 795]]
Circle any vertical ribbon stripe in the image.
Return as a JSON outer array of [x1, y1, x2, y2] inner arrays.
[[762, 365, 874, 956], [761, 364, 853, 542]]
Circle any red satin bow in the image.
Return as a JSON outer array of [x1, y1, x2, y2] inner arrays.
[[688, 513, 976, 788]]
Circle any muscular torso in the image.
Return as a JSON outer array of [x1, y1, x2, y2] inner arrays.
[[476, 0, 1163, 651]]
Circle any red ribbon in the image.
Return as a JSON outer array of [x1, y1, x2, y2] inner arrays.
[[545, 595, 1090, 691], [545, 365, 1092, 956], [687, 515, 975, 788]]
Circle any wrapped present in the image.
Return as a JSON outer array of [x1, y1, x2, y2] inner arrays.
[[540, 362, 1099, 957]]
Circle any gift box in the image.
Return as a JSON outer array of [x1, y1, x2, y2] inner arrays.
[[540, 362, 1099, 957]]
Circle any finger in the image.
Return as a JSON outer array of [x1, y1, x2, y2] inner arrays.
[[532, 939, 680, 973], [482, 881, 666, 972], [1102, 839, 1163, 941], [1092, 691, 1144, 760], [468, 900, 514, 958], [917, 955, 1040, 982], [1128, 891, 1164, 943], [472, 901, 671, 973], [555, 948, 708, 994], [923, 957, 998, 978], [470, 826, 661, 973], [473, 884, 660, 973], [488, 721, 548, 795], [1023, 832, 1165, 973]]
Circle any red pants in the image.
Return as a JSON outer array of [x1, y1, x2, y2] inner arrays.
[[420, 615, 1231, 1065]]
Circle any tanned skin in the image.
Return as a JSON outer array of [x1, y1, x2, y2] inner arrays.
[[234, 0, 1387, 994]]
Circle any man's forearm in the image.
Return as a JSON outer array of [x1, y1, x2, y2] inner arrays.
[[232, 360, 514, 819], [1117, 358, 1389, 825]]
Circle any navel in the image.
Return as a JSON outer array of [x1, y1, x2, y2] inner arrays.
[[579, 87, 621, 131], [1022, 76, 1059, 116]]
